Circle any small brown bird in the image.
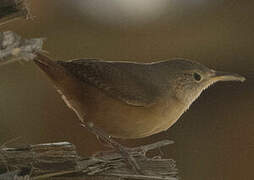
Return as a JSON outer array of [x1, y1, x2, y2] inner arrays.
[[34, 53, 245, 139]]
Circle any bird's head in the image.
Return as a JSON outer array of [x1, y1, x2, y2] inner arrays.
[[163, 59, 245, 107]]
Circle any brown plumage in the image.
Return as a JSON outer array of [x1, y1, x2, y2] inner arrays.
[[34, 53, 245, 139]]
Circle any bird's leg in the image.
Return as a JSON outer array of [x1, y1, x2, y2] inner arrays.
[[80, 122, 142, 173]]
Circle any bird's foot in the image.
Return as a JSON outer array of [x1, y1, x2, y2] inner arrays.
[[112, 143, 143, 174], [80, 122, 143, 174]]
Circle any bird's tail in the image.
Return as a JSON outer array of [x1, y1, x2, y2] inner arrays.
[[33, 52, 65, 82]]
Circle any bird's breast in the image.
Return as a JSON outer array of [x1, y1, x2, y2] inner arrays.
[[143, 97, 186, 136], [55, 79, 186, 139], [83, 86, 185, 138]]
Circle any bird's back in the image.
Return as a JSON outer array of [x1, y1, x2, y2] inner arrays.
[[57, 59, 170, 107]]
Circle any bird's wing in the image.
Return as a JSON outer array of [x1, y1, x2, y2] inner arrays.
[[57, 59, 162, 107]]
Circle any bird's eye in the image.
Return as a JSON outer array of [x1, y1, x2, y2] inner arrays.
[[193, 72, 202, 81]]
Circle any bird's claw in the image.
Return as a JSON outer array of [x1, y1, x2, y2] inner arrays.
[[81, 122, 143, 174]]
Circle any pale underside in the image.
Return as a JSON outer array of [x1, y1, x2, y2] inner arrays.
[[57, 82, 186, 139], [55, 59, 187, 138]]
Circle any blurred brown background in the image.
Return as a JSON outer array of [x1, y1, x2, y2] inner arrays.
[[0, 0, 253, 179]]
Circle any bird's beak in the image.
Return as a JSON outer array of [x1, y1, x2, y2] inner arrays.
[[211, 70, 246, 82]]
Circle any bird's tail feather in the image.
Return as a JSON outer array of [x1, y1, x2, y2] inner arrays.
[[34, 52, 64, 81], [34, 52, 56, 68]]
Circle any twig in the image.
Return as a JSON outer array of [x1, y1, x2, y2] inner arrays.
[[0, 141, 178, 179], [0, 31, 44, 66], [0, 0, 31, 26], [0, 137, 22, 149]]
